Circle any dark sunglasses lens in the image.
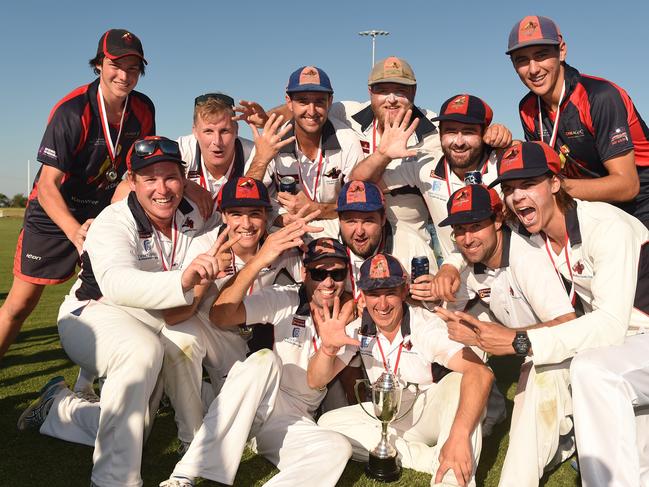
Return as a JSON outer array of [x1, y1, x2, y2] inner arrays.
[[309, 268, 347, 282], [159, 140, 180, 157], [134, 140, 155, 156], [194, 93, 235, 107], [330, 269, 348, 281]]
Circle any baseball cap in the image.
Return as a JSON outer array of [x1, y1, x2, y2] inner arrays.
[[217, 177, 272, 210], [357, 253, 407, 291], [286, 66, 334, 94], [489, 142, 561, 187], [336, 181, 385, 213], [303, 238, 348, 265], [127, 136, 184, 172], [368, 56, 416, 86], [506, 16, 562, 55], [97, 29, 147, 64], [432, 94, 493, 126], [439, 185, 503, 227]]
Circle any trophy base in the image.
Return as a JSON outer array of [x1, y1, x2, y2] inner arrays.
[[365, 453, 401, 482]]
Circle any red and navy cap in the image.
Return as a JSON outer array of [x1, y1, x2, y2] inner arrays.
[[506, 16, 562, 55], [439, 185, 503, 227], [127, 136, 184, 172], [336, 181, 385, 213], [303, 238, 348, 265], [217, 177, 272, 211], [432, 94, 493, 127], [358, 253, 407, 291], [286, 66, 333, 94], [97, 29, 147, 64], [489, 142, 561, 188]]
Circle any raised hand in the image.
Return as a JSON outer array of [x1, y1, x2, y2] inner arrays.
[[435, 306, 479, 346], [430, 264, 461, 302], [277, 190, 314, 216], [184, 179, 214, 220], [376, 108, 420, 161], [233, 100, 269, 127], [316, 296, 359, 356], [251, 113, 295, 164], [181, 229, 240, 291], [254, 213, 321, 267], [483, 123, 512, 149]]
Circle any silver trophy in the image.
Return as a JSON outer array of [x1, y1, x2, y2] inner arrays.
[[355, 371, 420, 482]]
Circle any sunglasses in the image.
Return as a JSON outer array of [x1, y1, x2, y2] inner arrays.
[[134, 139, 181, 158], [308, 268, 348, 282], [194, 92, 235, 107]]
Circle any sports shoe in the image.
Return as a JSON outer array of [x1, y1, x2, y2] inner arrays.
[[17, 376, 67, 430], [159, 477, 194, 487], [177, 441, 191, 457]]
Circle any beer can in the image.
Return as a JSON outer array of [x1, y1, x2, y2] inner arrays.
[[411, 256, 430, 281], [464, 171, 482, 185], [279, 176, 297, 194]]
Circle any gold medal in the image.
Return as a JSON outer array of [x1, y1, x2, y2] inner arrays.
[[106, 169, 118, 182]]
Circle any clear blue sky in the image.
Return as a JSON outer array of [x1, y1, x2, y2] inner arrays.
[[1, 0, 648, 197]]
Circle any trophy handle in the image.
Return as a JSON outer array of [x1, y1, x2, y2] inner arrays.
[[354, 379, 376, 420], [394, 382, 421, 423]]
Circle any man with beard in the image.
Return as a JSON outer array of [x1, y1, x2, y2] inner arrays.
[[159, 238, 355, 487], [433, 183, 577, 486], [245, 66, 364, 238], [507, 15, 649, 226]]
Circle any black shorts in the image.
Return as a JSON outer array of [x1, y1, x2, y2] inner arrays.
[[13, 228, 79, 285]]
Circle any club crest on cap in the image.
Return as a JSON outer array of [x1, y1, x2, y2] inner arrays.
[[299, 67, 320, 85], [314, 238, 336, 255], [445, 95, 469, 115], [234, 178, 260, 199], [522, 20, 538, 37], [346, 181, 367, 204], [383, 57, 403, 76], [451, 187, 473, 213], [369, 255, 390, 279], [122, 32, 134, 43], [500, 146, 523, 173]]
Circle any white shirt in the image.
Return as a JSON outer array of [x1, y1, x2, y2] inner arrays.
[[449, 225, 574, 329], [244, 285, 357, 413], [62, 193, 205, 331], [341, 305, 463, 400], [521, 200, 649, 365]]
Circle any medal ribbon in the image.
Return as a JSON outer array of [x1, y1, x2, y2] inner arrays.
[[152, 215, 178, 271], [543, 229, 576, 305], [97, 85, 127, 171], [376, 336, 404, 375], [538, 81, 566, 150], [296, 146, 324, 201]]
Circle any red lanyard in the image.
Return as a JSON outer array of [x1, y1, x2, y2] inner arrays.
[[538, 81, 566, 149], [376, 336, 404, 375], [152, 216, 178, 271], [312, 335, 319, 352], [97, 86, 127, 176], [443, 158, 489, 197], [296, 147, 324, 201], [543, 230, 576, 305], [199, 160, 235, 199], [345, 248, 360, 301]]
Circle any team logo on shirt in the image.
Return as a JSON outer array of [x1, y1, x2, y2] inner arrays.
[[181, 217, 194, 230], [403, 337, 413, 351], [143, 239, 152, 253], [610, 128, 629, 146], [478, 288, 491, 299], [292, 327, 301, 338], [360, 335, 372, 349], [572, 260, 585, 275], [360, 141, 371, 154], [292, 316, 306, 328], [324, 167, 342, 179]]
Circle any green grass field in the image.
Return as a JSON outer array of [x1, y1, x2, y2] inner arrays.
[[0, 216, 579, 486]]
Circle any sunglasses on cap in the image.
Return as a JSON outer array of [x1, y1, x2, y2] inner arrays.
[[194, 93, 235, 107], [308, 268, 348, 282], [134, 139, 181, 158]]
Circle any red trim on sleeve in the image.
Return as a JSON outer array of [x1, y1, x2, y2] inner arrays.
[[570, 83, 595, 136], [47, 84, 90, 124], [519, 95, 537, 135]]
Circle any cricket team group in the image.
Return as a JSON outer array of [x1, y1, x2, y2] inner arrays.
[[3, 14, 649, 487]]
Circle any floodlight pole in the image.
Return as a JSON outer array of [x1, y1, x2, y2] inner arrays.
[[358, 30, 390, 67]]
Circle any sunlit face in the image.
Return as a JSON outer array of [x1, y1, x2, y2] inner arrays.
[[128, 162, 184, 230], [286, 92, 332, 135], [501, 175, 561, 234], [193, 113, 238, 172], [369, 82, 415, 128], [452, 218, 499, 265], [222, 206, 267, 252], [440, 121, 484, 172], [362, 285, 407, 334], [304, 258, 347, 308], [96, 56, 141, 101], [510, 44, 566, 100], [339, 210, 385, 258]]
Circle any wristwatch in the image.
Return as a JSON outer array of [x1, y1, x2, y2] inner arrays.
[[512, 331, 531, 356]]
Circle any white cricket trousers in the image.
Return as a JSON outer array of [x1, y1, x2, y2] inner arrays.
[[317, 372, 482, 487], [570, 332, 649, 487], [41, 300, 163, 487], [498, 359, 574, 486], [159, 315, 247, 443], [172, 349, 352, 486]]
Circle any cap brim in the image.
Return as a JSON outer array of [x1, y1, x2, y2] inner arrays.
[[220, 199, 272, 210], [369, 77, 416, 86], [488, 167, 552, 188], [432, 114, 486, 125], [286, 85, 333, 94], [104, 50, 148, 65], [336, 202, 384, 213], [357, 275, 406, 291], [506, 39, 560, 55], [438, 209, 494, 227], [130, 155, 185, 172], [303, 252, 348, 266]]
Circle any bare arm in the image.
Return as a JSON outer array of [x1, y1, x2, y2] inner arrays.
[[435, 347, 494, 486], [563, 150, 639, 203], [111, 179, 131, 203], [163, 283, 210, 325]]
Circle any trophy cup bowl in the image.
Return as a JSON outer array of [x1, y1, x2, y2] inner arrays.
[[355, 371, 420, 482]]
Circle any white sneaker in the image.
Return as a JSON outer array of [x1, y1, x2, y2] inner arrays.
[[17, 376, 67, 430], [159, 478, 194, 487]]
